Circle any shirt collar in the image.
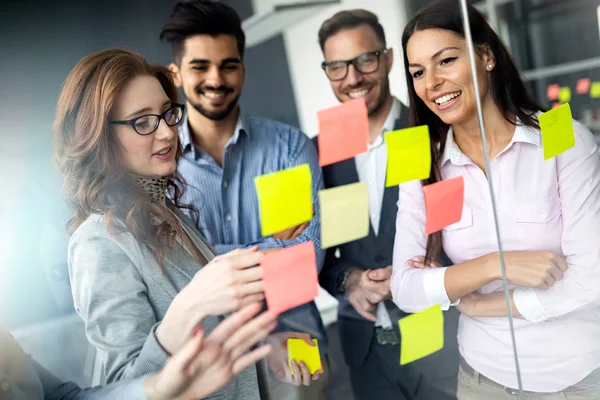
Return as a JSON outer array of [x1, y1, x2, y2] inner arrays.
[[369, 97, 401, 151], [179, 110, 249, 159], [440, 117, 542, 167]]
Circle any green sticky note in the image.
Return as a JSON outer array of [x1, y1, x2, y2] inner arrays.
[[591, 82, 600, 98], [255, 164, 313, 236], [288, 339, 322, 375], [319, 182, 369, 249], [558, 87, 571, 103], [539, 103, 576, 160], [399, 305, 444, 365], [385, 125, 431, 187]]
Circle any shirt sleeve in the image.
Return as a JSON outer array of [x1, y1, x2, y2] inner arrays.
[[514, 122, 600, 322], [391, 180, 455, 312], [35, 360, 148, 400], [214, 131, 325, 273], [68, 223, 169, 383]]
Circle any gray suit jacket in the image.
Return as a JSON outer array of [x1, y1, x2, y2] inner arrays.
[[67, 201, 267, 400]]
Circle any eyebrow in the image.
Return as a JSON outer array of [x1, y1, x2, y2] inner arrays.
[[188, 57, 242, 65], [124, 100, 171, 120], [408, 46, 460, 68]]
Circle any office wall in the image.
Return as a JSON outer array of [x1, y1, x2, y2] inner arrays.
[[251, 0, 410, 137]]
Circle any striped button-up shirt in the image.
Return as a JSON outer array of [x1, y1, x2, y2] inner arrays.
[[177, 112, 328, 352]]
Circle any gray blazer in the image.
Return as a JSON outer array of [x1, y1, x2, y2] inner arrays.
[[67, 202, 268, 400]]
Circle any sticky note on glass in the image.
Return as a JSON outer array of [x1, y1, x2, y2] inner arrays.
[[261, 241, 319, 314], [255, 164, 312, 237], [317, 98, 368, 166], [319, 183, 369, 249], [577, 78, 591, 95], [385, 126, 431, 187], [399, 305, 444, 365], [423, 176, 464, 234], [558, 87, 571, 103], [539, 103, 575, 160], [546, 84, 559, 101], [591, 82, 600, 98], [288, 339, 322, 375]]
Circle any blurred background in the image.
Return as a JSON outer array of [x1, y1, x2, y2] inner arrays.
[[1, 0, 599, 397]]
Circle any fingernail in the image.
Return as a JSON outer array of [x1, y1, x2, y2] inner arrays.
[[193, 326, 203, 337]]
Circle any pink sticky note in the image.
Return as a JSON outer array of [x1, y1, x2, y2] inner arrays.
[[546, 84, 560, 101], [423, 176, 464, 234], [261, 242, 319, 314], [577, 78, 591, 95], [317, 98, 368, 166]]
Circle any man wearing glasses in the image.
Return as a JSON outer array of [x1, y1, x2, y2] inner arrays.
[[315, 9, 458, 400]]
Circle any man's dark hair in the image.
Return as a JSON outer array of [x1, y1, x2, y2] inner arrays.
[[318, 9, 386, 52], [160, 0, 246, 64]]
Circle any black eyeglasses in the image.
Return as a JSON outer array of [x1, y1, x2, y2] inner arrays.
[[321, 49, 388, 82], [110, 104, 185, 135]]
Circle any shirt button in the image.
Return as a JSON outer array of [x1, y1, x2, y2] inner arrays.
[[540, 213, 546, 219], [1, 381, 9, 392], [223, 181, 228, 188], [227, 215, 232, 221]]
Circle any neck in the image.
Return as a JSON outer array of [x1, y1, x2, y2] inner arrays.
[[451, 99, 515, 158], [187, 103, 239, 165], [367, 95, 394, 144], [135, 176, 168, 205]]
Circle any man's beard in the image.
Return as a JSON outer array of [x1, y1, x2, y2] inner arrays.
[[186, 85, 240, 121], [189, 94, 240, 121]]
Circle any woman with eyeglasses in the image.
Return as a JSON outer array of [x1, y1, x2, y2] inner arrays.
[[0, 303, 274, 400], [53, 49, 276, 399], [390, 0, 600, 398]]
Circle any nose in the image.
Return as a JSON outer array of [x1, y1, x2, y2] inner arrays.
[[154, 119, 176, 141], [344, 64, 364, 87], [205, 65, 224, 88], [425, 70, 443, 91]]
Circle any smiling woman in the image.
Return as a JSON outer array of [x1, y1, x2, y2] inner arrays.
[[391, 0, 600, 398]]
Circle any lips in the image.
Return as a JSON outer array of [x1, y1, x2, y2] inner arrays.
[[433, 91, 462, 106], [153, 146, 171, 156], [347, 86, 372, 99]]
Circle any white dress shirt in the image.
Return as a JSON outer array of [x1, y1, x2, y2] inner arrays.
[[355, 97, 401, 328], [391, 118, 600, 391]]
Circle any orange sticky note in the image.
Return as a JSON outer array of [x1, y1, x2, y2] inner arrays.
[[423, 176, 464, 234], [399, 305, 444, 365], [577, 78, 591, 95], [546, 84, 560, 101], [317, 98, 368, 166], [261, 242, 319, 314], [539, 103, 575, 160], [288, 339, 322, 375]]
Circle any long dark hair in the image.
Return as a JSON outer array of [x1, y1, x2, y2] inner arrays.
[[54, 49, 199, 265], [401, 0, 545, 263]]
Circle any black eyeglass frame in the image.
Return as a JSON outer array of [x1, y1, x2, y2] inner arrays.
[[321, 49, 389, 81], [109, 103, 186, 136]]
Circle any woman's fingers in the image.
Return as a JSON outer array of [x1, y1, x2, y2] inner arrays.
[[224, 313, 278, 359], [207, 302, 263, 344], [232, 344, 273, 375], [236, 267, 263, 285]]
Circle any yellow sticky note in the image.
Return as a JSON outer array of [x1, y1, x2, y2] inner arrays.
[[558, 87, 571, 103], [255, 164, 312, 236], [539, 103, 576, 160], [399, 305, 444, 365], [591, 82, 600, 98], [385, 125, 431, 187], [319, 183, 369, 249], [288, 339, 322, 375]]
